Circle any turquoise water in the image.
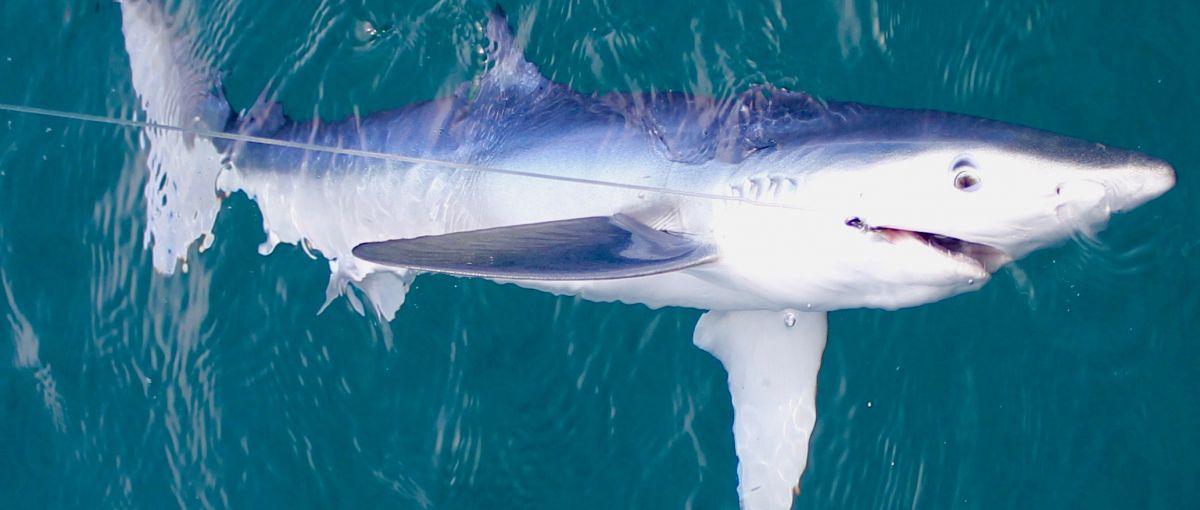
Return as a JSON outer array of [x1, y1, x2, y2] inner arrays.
[[1, 0, 1197, 508]]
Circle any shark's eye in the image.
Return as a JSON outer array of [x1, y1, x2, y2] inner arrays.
[[952, 157, 981, 191], [954, 171, 981, 191]]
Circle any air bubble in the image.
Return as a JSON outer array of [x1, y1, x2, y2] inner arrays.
[[353, 20, 379, 44], [784, 312, 796, 327]]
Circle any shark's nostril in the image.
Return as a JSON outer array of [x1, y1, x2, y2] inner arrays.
[[1056, 185, 1062, 196]]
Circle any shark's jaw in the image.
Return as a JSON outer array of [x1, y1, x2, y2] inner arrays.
[[872, 226, 1013, 274], [844, 216, 1013, 279]]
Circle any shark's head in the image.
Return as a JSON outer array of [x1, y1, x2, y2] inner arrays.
[[719, 104, 1176, 310]]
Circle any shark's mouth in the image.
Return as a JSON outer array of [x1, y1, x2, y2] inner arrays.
[[846, 218, 1012, 273], [876, 227, 1012, 272]]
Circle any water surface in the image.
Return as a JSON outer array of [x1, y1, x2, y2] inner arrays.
[[1, 0, 1197, 508]]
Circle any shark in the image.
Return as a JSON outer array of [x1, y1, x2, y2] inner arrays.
[[118, 1, 1175, 508]]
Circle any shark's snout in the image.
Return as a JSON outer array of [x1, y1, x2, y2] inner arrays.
[[1056, 156, 1175, 216], [1102, 156, 1176, 212], [1122, 157, 1177, 210]]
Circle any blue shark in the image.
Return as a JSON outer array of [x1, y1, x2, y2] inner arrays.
[[119, 1, 1174, 508]]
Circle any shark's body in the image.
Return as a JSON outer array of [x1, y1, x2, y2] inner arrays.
[[120, 2, 1175, 509]]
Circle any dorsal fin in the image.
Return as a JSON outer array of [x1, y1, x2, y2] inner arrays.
[[477, 6, 550, 97]]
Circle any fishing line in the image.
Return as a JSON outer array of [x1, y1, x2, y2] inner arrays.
[[0, 102, 816, 212]]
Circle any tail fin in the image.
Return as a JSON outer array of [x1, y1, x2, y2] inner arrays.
[[120, 0, 231, 273]]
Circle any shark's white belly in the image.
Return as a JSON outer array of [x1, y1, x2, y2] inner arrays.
[[223, 134, 982, 313], [220, 127, 791, 312]]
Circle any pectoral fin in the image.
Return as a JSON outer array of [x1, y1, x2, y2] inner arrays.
[[694, 310, 827, 510], [351, 214, 716, 280]]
